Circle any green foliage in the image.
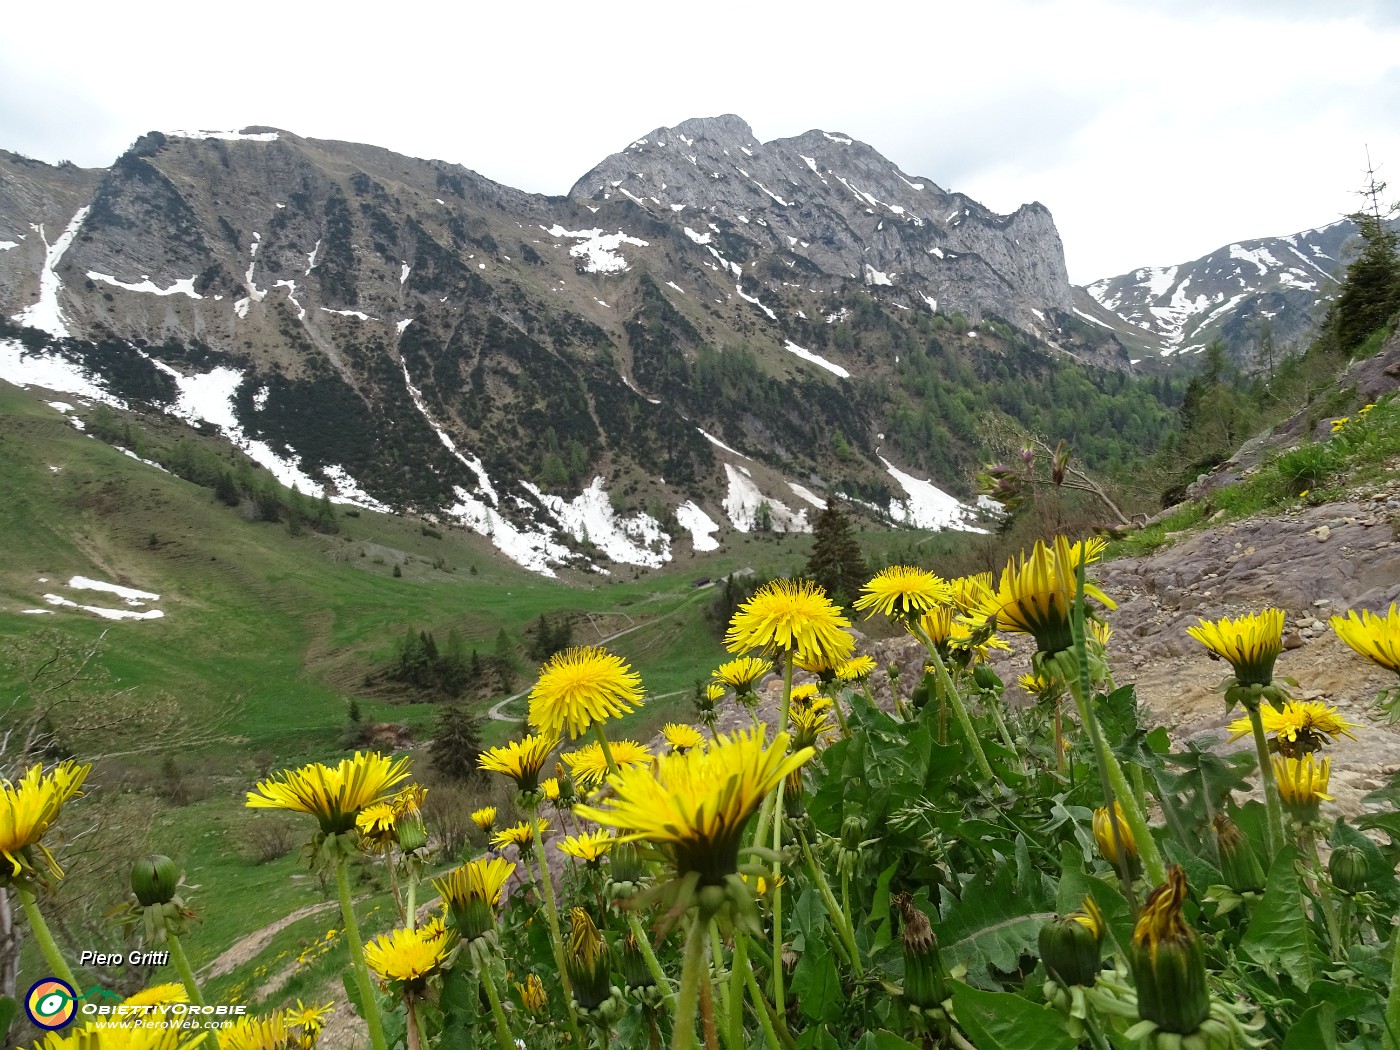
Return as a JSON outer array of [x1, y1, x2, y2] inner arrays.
[[804, 501, 868, 607], [428, 705, 485, 782]]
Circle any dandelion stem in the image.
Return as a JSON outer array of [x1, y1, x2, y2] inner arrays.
[[770, 788, 788, 1024], [626, 913, 677, 1012], [698, 952, 720, 1050], [335, 854, 388, 1050], [1303, 828, 1345, 960], [593, 723, 621, 777], [1245, 703, 1286, 864], [166, 933, 219, 1050], [523, 802, 575, 1001], [404, 864, 418, 931], [797, 828, 862, 979], [742, 957, 789, 1050], [910, 626, 995, 782], [727, 929, 748, 1050], [1064, 564, 1166, 888], [673, 911, 710, 1050], [478, 960, 516, 1050], [15, 884, 78, 993], [708, 922, 730, 1034], [1385, 920, 1400, 1050], [404, 997, 424, 1050]]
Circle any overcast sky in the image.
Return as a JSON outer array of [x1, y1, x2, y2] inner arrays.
[[3, 0, 1397, 283]]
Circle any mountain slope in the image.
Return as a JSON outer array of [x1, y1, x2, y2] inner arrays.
[[0, 121, 1126, 576], [1075, 221, 1355, 365]]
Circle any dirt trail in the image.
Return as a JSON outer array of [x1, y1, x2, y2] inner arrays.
[[200, 899, 342, 981]]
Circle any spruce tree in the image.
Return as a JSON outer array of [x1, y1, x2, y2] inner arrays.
[[804, 500, 867, 607], [429, 706, 484, 782], [1328, 158, 1400, 352]]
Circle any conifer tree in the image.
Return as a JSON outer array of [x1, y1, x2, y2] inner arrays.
[[1328, 156, 1400, 352], [429, 706, 484, 782], [804, 500, 867, 607]]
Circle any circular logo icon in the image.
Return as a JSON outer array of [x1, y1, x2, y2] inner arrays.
[[26, 978, 77, 1030]]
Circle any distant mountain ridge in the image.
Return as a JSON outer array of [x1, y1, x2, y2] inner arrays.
[[0, 119, 1124, 576], [1072, 220, 1359, 366]]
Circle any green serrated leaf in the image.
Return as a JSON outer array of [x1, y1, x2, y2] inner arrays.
[[341, 970, 364, 1017], [851, 1030, 921, 1050], [1241, 846, 1321, 991], [939, 865, 1055, 988], [949, 981, 1078, 1050], [1281, 1004, 1338, 1050], [0, 995, 17, 1041], [869, 860, 900, 951], [790, 885, 828, 952], [791, 937, 844, 1024]]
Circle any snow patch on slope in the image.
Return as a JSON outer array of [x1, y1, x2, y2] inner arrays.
[[87, 272, 203, 299], [524, 477, 671, 568], [722, 464, 810, 533], [547, 225, 649, 273], [882, 458, 986, 532], [11, 207, 89, 337], [783, 341, 849, 379], [676, 501, 720, 551]]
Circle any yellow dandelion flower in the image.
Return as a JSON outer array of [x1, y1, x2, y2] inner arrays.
[[853, 566, 953, 622], [978, 537, 1115, 656], [529, 646, 644, 739], [1358, 403, 1376, 417], [794, 649, 840, 678], [517, 973, 548, 1013], [789, 682, 821, 706], [541, 777, 561, 802], [1089, 619, 1113, 648], [1274, 755, 1332, 822], [1186, 609, 1285, 686], [1226, 700, 1359, 756], [434, 856, 514, 905], [1093, 801, 1138, 867], [0, 759, 89, 882], [789, 703, 836, 750], [477, 732, 559, 793], [835, 655, 877, 682], [246, 752, 410, 837], [575, 725, 814, 885], [355, 802, 398, 853], [1331, 416, 1349, 433], [562, 739, 652, 791], [491, 818, 549, 851], [1331, 603, 1400, 676], [713, 656, 771, 694], [470, 806, 497, 832], [284, 1000, 333, 1049], [662, 723, 707, 753], [725, 579, 854, 666], [918, 605, 957, 647], [30, 1028, 203, 1050], [363, 924, 451, 987], [121, 983, 189, 1009], [558, 829, 615, 864], [1017, 671, 1061, 698], [222, 1012, 295, 1050], [949, 573, 995, 614], [705, 682, 727, 704], [390, 783, 426, 817]]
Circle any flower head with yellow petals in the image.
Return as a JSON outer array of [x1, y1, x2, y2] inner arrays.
[[529, 646, 645, 739], [1331, 603, 1400, 677], [561, 739, 652, 791], [725, 579, 854, 667], [1186, 609, 1285, 688], [246, 753, 409, 838], [1274, 755, 1332, 823], [835, 655, 877, 683], [1227, 700, 1358, 757], [0, 759, 89, 884], [477, 732, 558, 794], [854, 566, 953, 623], [575, 725, 813, 887], [713, 657, 771, 695], [662, 723, 707, 754], [363, 923, 452, 988], [977, 537, 1115, 656], [558, 829, 615, 866]]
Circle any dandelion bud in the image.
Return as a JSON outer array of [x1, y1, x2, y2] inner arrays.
[[896, 893, 948, 1011], [607, 840, 644, 900], [618, 929, 654, 992], [131, 855, 180, 907], [782, 768, 805, 820], [1212, 815, 1264, 894], [1093, 802, 1139, 874], [1130, 866, 1210, 1036], [1329, 844, 1369, 895], [971, 664, 1000, 692], [565, 908, 614, 1013], [841, 815, 865, 853], [395, 815, 428, 854], [516, 973, 548, 1015], [1039, 898, 1103, 987]]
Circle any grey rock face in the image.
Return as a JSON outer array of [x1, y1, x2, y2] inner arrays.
[[571, 114, 1073, 329]]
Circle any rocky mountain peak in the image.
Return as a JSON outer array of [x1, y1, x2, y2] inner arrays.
[[571, 115, 1073, 330]]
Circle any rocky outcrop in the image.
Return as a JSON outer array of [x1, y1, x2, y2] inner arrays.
[[573, 114, 1074, 332]]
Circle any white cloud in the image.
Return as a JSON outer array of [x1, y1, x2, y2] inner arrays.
[[0, 1, 1395, 284]]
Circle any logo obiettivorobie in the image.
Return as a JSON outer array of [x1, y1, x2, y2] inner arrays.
[[25, 978, 77, 1030]]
